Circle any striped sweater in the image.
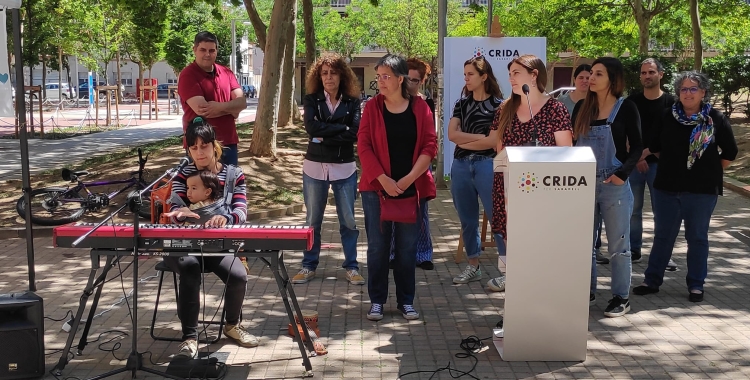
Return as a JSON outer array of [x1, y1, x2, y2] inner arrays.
[[169, 164, 248, 224]]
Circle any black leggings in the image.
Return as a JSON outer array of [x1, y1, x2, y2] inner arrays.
[[163, 255, 247, 341]]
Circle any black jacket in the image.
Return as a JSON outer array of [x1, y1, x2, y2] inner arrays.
[[303, 92, 361, 163]]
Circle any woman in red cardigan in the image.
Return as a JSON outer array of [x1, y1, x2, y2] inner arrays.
[[358, 54, 437, 321]]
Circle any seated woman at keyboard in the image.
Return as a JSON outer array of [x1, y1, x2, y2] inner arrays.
[[161, 117, 256, 359]]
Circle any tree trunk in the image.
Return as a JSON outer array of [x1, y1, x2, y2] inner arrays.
[[137, 62, 143, 102], [631, 0, 651, 54], [41, 59, 47, 98], [248, 0, 295, 157], [243, 0, 268, 53], [116, 50, 123, 103], [302, 0, 316, 69], [278, 1, 297, 127], [58, 46, 63, 103], [690, 0, 702, 71]]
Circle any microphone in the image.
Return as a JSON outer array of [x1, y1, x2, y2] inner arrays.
[[169, 157, 191, 180], [522, 84, 540, 146]]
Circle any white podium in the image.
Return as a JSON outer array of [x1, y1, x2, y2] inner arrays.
[[492, 146, 596, 362]]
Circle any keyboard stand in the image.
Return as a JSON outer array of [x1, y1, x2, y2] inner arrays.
[[52, 249, 315, 378]]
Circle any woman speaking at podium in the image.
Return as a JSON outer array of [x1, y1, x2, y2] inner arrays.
[[487, 55, 573, 292], [161, 118, 258, 359]]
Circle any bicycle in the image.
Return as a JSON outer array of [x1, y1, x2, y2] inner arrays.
[[16, 148, 153, 226]]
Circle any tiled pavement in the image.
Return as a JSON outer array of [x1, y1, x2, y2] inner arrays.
[[2, 188, 750, 379]]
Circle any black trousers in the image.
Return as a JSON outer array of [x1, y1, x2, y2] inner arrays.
[[163, 255, 247, 340]]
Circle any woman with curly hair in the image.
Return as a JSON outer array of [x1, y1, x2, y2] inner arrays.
[[292, 53, 365, 286]]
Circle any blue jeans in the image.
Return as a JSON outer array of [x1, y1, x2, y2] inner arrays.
[[220, 144, 238, 166], [361, 191, 420, 306], [389, 201, 433, 263], [643, 190, 717, 292], [629, 162, 657, 252], [450, 156, 505, 259], [302, 172, 359, 271], [591, 179, 634, 298]]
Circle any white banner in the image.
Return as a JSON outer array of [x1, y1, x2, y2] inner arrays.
[[443, 37, 546, 175], [0, 9, 13, 117]]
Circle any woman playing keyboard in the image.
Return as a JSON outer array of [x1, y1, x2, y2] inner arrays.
[[161, 117, 256, 359]]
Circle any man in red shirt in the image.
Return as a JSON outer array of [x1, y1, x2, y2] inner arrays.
[[178, 31, 247, 165]]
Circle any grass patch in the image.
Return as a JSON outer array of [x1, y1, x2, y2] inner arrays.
[[727, 173, 750, 185], [237, 122, 254, 138], [39, 135, 184, 177], [267, 187, 302, 205]]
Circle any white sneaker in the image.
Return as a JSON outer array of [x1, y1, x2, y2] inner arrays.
[[487, 276, 505, 292], [223, 324, 259, 347], [174, 339, 197, 359], [453, 265, 482, 284]]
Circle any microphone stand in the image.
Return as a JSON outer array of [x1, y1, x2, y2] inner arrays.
[[522, 84, 541, 147], [71, 162, 187, 380]]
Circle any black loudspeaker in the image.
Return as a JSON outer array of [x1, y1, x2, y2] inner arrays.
[[0, 292, 44, 380]]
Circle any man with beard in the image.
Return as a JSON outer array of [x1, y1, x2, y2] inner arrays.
[[626, 58, 677, 271]]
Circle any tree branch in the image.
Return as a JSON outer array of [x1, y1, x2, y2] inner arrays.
[[243, 0, 268, 52]]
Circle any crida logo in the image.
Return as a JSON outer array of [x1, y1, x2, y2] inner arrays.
[[475, 48, 521, 60], [518, 172, 537, 193], [541, 175, 588, 191]]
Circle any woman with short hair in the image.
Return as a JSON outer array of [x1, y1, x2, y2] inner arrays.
[[358, 54, 437, 321], [558, 64, 591, 115], [633, 71, 737, 303]]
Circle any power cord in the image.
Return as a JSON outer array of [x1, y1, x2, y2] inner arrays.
[[399, 319, 503, 379], [89, 330, 130, 361], [45, 310, 73, 322]]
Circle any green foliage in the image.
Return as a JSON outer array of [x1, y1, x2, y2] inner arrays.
[[620, 54, 678, 96], [123, 0, 170, 70], [163, 1, 263, 74], [702, 55, 750, 114], [314, 0, 373, 59]]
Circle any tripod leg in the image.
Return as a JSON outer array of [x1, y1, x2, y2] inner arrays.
[[76, 256, 120, 354], [52, 255, 111, 376], [267, 252, 314, 374], [278, 253, 315, 350]]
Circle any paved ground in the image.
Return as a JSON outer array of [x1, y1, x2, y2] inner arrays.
[[2, 186, 750, 379], [0, 101, 258, 181]]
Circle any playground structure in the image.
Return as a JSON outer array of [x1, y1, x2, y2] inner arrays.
[[167, 85, 179, 115], [15, 85, 44, 138], [3, 82, 183, 139], [138, 78, 159, 120]]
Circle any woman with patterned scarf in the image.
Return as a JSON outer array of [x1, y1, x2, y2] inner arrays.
[[633, 71, 738, 303]]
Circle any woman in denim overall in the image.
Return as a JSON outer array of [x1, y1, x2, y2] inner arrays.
[[572, 58, 642, 318]]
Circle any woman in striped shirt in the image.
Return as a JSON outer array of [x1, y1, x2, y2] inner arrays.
[[161, 118, 255, 359]]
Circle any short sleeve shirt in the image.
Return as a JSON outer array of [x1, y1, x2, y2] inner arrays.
[[491, 98, 572, 147], [451, 96, 503, 158], [178, 62, 241, 147]]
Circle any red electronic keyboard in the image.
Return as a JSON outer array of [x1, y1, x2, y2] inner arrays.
[[53, 222, 314, 252]]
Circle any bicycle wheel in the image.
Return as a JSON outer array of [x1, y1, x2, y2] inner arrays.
[[136, 181, 153, 221], [16, 187, 87, 226]]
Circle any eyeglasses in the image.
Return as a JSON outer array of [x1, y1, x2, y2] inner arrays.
[[375, 74, 393, 82], [679, 86, 700, 94], [406, 77, 421, 84]]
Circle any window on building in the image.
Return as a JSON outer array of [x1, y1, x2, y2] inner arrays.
[[330, 0, 351, 6], [166, 74, 178, 84], [113, 72, 134, 86], [461, 0, 488, 6]]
